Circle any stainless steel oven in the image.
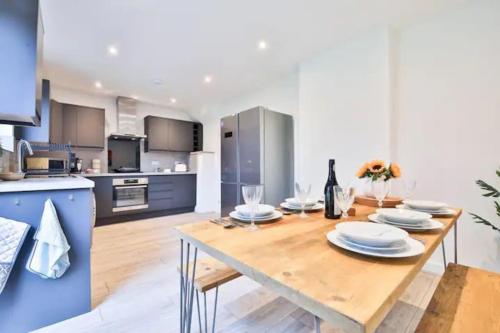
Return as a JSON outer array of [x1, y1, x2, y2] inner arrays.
[[112, 177, 148, 212]]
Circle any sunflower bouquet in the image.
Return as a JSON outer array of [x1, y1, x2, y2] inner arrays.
[[356, 160, 401, 181]]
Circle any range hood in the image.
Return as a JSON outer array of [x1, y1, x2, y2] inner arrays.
[[109, 96, 146, 140]]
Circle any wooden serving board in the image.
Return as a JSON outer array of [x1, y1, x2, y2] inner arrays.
[[355, 195, 403, 208]]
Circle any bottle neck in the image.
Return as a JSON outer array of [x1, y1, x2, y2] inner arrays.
[[328, 160, 336, 182]]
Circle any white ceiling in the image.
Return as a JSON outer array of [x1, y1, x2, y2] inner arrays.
[[42, 0, 466, 113]]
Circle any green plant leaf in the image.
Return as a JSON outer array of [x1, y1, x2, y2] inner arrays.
[[476, 180, 500, 197], [497, 169, 500, 178], [496, 201, 500, 218], [470, 212, 500, 232]]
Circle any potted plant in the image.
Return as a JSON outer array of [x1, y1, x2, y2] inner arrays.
[[470, 169, 500, 232], [355, 160, 401, 197]]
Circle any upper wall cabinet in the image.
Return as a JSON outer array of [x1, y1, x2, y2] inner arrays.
[[61, 104, 105, 149], [15, 79, 51, 142], [16, 94, 105, 149], [0, 0, 43, 126], [144, 116, 202, 152]]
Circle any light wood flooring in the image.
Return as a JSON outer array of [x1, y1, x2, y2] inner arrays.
[[35, 212, 441, 333]]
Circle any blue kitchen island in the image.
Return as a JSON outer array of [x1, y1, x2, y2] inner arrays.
[[0, 176, 94, 333]]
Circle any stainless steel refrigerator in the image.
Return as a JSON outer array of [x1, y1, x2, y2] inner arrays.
[[221, 106, 294, 216]]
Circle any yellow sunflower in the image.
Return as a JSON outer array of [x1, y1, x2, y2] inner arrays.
[[390, 163, 402, 178], [355, 163, 370, 178], [369, 160, 385, 173]]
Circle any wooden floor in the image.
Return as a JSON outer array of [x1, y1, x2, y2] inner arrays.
[[35, 212, 441, 333]]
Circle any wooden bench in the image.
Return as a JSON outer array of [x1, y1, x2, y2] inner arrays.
[[416, 263, 500, 333], [179, 257, 241, 333], [186, 257, 242, 292]]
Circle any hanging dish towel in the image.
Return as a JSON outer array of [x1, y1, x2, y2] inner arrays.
[[26, 199, 70, 279], [0, 217, 30, 294]]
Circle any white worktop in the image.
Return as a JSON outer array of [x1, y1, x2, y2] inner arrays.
[[81, 171, 197, 177], [0, 175, 95, 193]]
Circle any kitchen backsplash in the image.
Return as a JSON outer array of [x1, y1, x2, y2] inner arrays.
[[73, 143, 189, 173]]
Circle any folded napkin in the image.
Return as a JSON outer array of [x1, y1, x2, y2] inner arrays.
[[0, 217, 30, 294], [26, 199, 70, 279]]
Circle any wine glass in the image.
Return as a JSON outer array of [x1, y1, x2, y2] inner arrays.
[[403, 178, 417, 199], [295, 182, 311, 219], [241, 185, 264, 231], [371, 180, 390, 208], [334, 186, 355, 218]]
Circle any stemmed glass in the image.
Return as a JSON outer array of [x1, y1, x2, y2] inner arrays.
[[371, 180, 390, 208], [333, 186, 355, 218], [403, 178, 417, 199], [295, 182, 311, 219], [242, 185, 264, 231]]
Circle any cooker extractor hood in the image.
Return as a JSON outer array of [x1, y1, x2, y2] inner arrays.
[[109, 96, 146, 140]]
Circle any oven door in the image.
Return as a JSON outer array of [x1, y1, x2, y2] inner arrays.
[[112, 184, 148, 212]]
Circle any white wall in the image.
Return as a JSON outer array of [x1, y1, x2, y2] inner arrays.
[[51, 85, 194, 172], [395, 0, 500, 272], [298, 30, 391, 196], [198, 0, 500, 272]]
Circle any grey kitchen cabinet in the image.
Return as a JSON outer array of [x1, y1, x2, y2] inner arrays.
[[15, 79, 51, 142], [62, 104, 78, 146], [49, 100, 63, 144], [168, 119, 194, 152], [92, 174, 196, 226], [0, 0, 43, 126], [144, 116, 168, 151], [92, 177, 113, 219], [148, 174, 196, 211], [144, 116, 201, 152], [61, 103, 105, 149], [76, 106, 105, 148]]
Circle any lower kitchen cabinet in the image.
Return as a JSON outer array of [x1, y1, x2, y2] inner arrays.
[[91, 174, 196, 226], [148, 174, 196, 211]]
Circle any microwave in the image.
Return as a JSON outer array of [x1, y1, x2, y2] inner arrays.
[[25, 157, 68, 174]]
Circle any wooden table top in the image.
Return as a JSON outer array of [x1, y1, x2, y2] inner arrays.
[[176, 204, 462, 333]]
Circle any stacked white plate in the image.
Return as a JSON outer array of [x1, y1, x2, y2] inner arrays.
[[280, 197, 324, 211], [229, 204, 283, 223], [327, 222, 424, 258], [368, 208, 443, 231], [397, 200, 455, 216]]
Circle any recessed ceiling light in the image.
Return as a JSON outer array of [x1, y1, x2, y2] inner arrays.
[[258, 40, 268, 50], [107, 45, 119, 56], [94, 81, 102, 89], [131, 95, 139, 100], [170, 97, 177, 104], [204, 76, 212, 83]]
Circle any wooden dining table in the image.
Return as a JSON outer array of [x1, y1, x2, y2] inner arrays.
[[175, 204, 461, 333]]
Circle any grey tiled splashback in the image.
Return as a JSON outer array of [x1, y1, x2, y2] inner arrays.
[[72, 142, 189, 173]]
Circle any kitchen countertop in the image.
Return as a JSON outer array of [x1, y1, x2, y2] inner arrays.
[[81, 171, 197, 177], [0, 175, 95, 193]]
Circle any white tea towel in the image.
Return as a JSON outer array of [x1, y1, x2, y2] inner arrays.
[[26, 199, 70, 279], [0, 217, 30, 294]]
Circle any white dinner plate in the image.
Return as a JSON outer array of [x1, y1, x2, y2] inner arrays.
[[335, 222, 408, 247], [327, 230, 425, 258], [280, 202, 324, 211], [376, 208, 431, 224], [368, 214, 444, 231], [396, 205, 455, 217], [285, 197, 318, 207], [235, 204, 275, 217], [403, 200, 447, 211], [229, 210, 283, 223], [337, 235, 408, 252]]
